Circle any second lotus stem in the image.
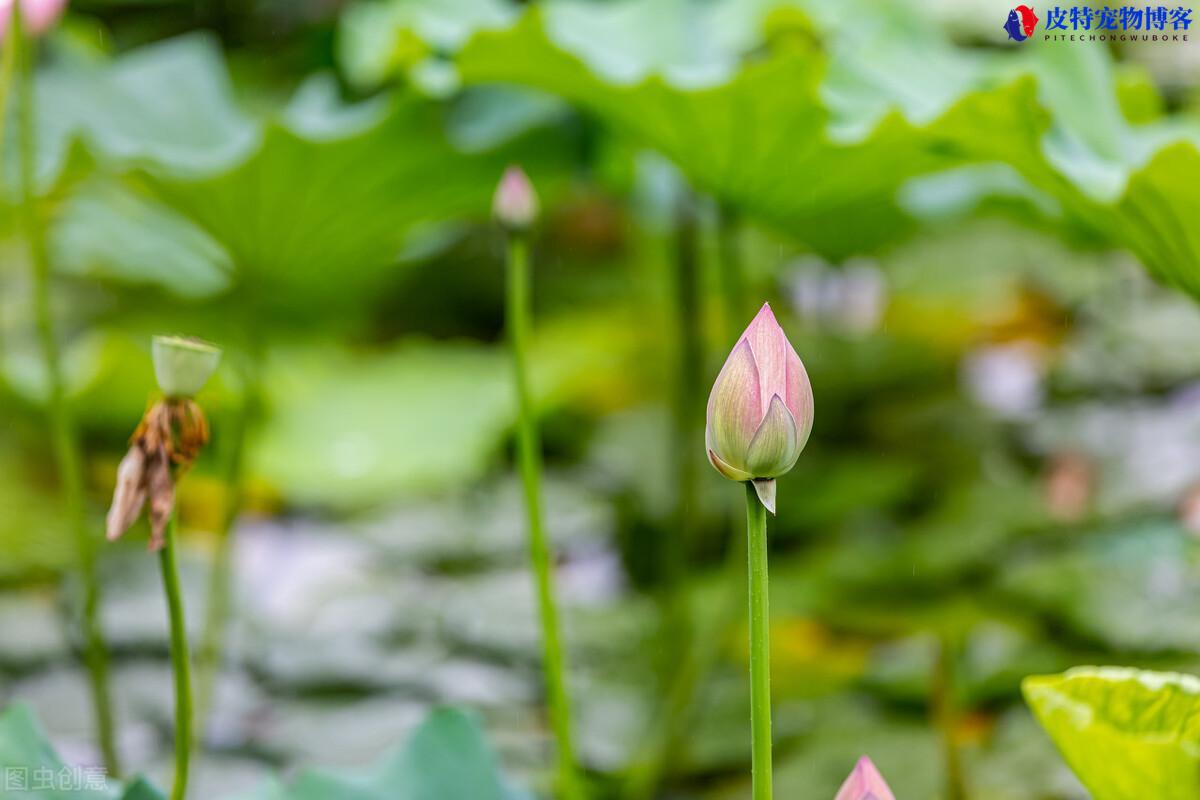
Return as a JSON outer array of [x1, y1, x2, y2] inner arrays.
[[505, 227, 585, 800], [194, 351, 259, 735], [935, 631, 968, 800], [13, 3, 120, 775]]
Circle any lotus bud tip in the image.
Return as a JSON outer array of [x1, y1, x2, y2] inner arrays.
[[493, 165, 539, 232], [1, 0, 68, 39], [834, 755, 895, 800]]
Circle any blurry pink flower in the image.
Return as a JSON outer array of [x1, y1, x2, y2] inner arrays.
[[0, 0, 67, 39], [834, 756, 896, 800], [493, 165, 539, 232], [706, 302, 813, 513]]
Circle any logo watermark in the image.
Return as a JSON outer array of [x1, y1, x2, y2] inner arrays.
[[3, 765, 108, 792], [1005, 5, 1193, 41], [1005, 5, 1041, 40]]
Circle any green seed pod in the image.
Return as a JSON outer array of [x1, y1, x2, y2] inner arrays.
[[152, 335, 221, 399]]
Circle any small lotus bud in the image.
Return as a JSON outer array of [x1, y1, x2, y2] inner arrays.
[[152, 335, 221, 399], [0, 0, 68, 39], [493, 166, 539, 232], [705, 303, 813, 513], [834, 756, 895, 800]]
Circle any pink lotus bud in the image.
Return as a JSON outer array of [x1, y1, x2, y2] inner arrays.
[[834, 756, 896, 800], [706, 303, 813, 513], [0, 0, 67, 39], [493, 166, 539, 232]]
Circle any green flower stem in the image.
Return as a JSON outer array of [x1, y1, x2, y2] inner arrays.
[[193, 354, 258, 735], [192, 423, 244, 735], [159, 515, 193, 800], [716, 204, 746, 338], [621, 199, 746, 800], [13, 7, 121, 776], [0, 12, 16, 182], [669, 191, 702, 584], [935, 631, 967, 800], [0, 22, 12, 350], [745, 482, 772, 800], [505, 234, 585, 800]]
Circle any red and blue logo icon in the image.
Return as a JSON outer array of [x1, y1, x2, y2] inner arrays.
[[1004, 5, 1040, 39]]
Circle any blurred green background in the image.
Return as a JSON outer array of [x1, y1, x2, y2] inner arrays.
[[2, 0, 1200, 797]]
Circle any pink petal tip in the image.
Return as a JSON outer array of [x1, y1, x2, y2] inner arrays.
[[834, 756, 896, 800]]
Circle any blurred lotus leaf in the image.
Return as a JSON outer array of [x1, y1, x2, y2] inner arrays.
[[434, 1, 1200, 300], [49, 179, 233, 299], [240, 706, 530, 800], [251, 313, 632, 509], [338, 0, 518, 91], [0, 704, 164, 798], [4, 33, 256, 196], [0, 702, 524, 800], [19, 35, 571, 311], [451, 4, 1044, 258], [1001, 520, 1200, 653]]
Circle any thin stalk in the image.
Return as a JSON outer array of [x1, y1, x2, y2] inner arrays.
[[159, 515, 193, 800], [13, 7, 121, 776], [193, 361, 256, 733], [0, 9, 16, 185], [716, 204, 746, 338], [622, 202, 746, 800], [621, 532, 745, 800], [505, 234, 585, 800], [0, 12, 15, 353], [935, 632, 967, 800], [745, 482, 772, 800], [192, 451, 243, 728], [646, 187, 701, 693], [669, 190, 703, 589]]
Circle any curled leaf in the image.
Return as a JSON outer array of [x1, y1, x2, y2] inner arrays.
[[105, 397, 210, 552], [146, 448, 174, 552], [106, 446, 147, 543]]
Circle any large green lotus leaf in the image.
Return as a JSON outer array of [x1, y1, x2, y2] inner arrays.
[[0, 704, 164, 799], [453, 5, 1042, 258], [3, 32, 256, 197], [445, 3, 1200, 299], [141, 74, 569, 315], [239, 707, 529, 800], [337, 0, 518, 91], [338, 0, 770, 92], [890, 44, 1200, 302], [1113, 143, 1200, 300], [27, 37, 569, 309], [49, 178, 233, 299], [1023, 667, 1200, 800], [981, 45, 1200, 301]]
